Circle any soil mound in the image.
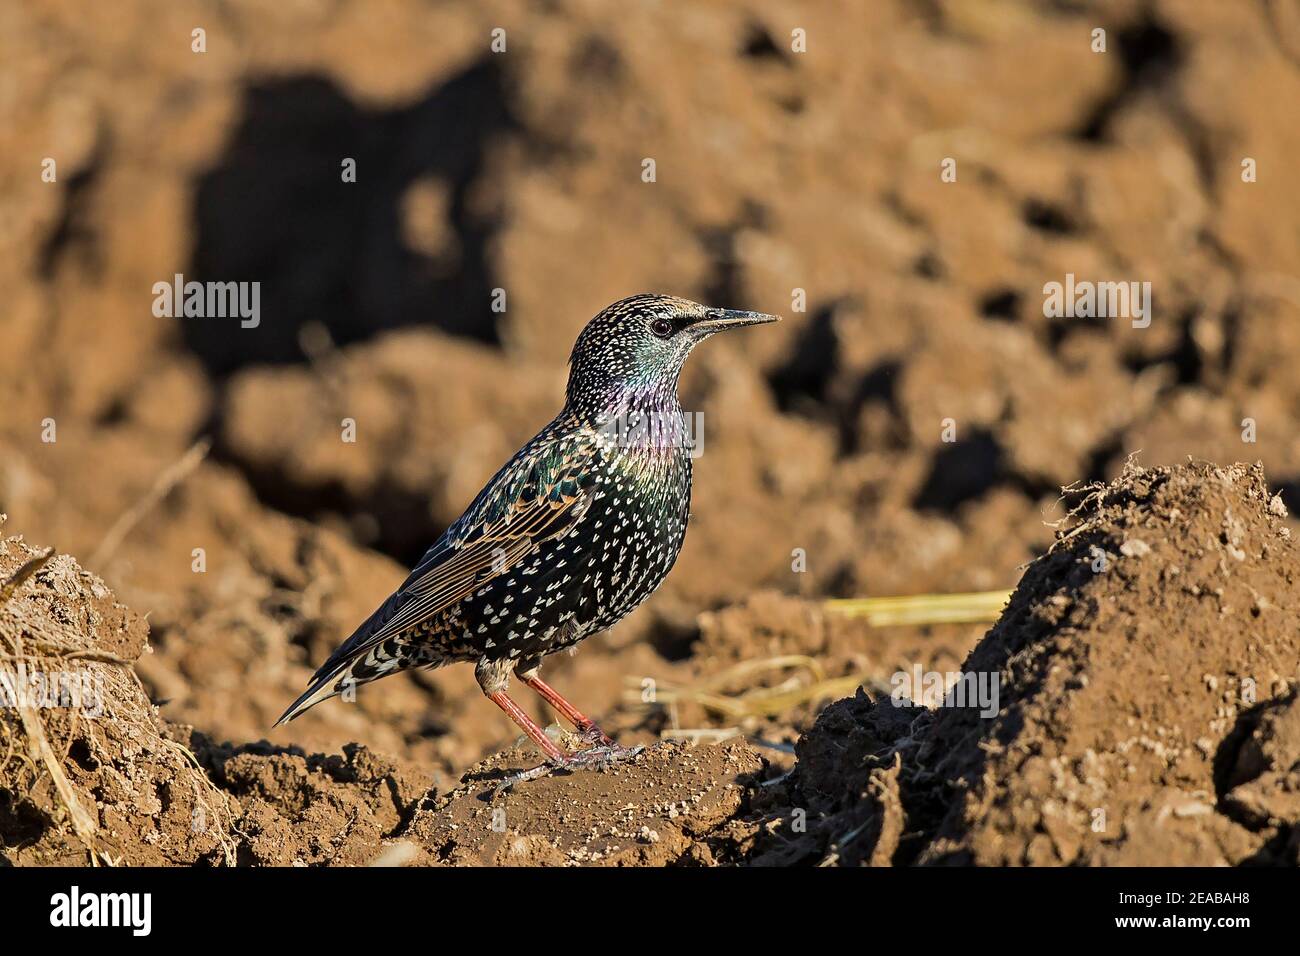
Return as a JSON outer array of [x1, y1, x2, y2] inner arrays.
[[0, 530, 437, 866], [404, 740, 764, 866], [753, 462, 1300, 865]]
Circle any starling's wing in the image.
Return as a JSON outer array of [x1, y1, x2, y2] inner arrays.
[[302, 431, 597, 688]]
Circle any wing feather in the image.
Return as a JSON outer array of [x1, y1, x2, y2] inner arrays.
[[310, 430, 597, 679]]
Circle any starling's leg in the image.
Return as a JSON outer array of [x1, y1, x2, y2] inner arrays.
[[477, 657, 567, 763], [518, 671, 615, 747], [479, 660, 643, 791], [485, 690, 569, 764]]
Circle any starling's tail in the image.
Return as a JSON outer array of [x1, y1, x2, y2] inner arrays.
[[274, 663, 354, 726], [275, 593, 408, 726], [274, 629, 427, 726], [276, 564, 447, 726], [274, 646, 396, 725]]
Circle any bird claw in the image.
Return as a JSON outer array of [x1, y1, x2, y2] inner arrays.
[[575, 724, 617, 748]]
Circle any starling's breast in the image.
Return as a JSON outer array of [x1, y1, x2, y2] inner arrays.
[[576, 440, 692, 633], [456, 438, 691, 664]]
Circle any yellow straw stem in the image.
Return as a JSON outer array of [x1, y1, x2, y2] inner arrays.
[[824, 589, 1012, 626]]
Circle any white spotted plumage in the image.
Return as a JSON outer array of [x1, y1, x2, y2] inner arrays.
[[277, 295, 777, 728]]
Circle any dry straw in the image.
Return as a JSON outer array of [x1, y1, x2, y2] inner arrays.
[[0, 535, 238, 865]]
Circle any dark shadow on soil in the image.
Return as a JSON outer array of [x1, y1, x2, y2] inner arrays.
[[913, 431, 1005, 512], [1075, 15, 1183, 142], [184, 59, 515, 376]]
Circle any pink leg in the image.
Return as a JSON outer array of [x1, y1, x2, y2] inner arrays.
[[486, 690, 568, 763], [520, 674, 615, 746]]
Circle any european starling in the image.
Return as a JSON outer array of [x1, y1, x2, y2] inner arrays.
[[276, 294, 779, 769]]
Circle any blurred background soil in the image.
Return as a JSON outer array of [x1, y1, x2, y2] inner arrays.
[[3, 0, 1300, 864]]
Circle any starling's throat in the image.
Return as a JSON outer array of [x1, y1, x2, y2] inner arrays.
[[593, 380, 688, 455]]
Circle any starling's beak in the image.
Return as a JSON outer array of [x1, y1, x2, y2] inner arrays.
[[690, 309, 782, 336]]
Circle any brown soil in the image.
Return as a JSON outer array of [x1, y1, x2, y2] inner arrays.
[[5, 461, 1299, 866], [3, 0, 1300, 866]]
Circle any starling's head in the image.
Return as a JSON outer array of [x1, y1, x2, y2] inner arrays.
[[566, 294, 779, 415]]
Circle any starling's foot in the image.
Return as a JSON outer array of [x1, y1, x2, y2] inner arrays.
[[563, 742, 644, 768], [493, 743, 646, 794]]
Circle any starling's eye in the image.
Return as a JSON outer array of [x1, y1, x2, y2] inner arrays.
[[649, 318, 673, 338]]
